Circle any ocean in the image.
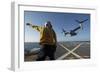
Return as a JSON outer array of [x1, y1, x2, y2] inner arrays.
[[24, 42, 40, 50], [24, 41, 90, 52]]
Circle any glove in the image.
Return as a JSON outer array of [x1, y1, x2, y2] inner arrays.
[[26, 23, 31, 26]]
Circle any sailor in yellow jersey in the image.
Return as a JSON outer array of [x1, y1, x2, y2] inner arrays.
[[26, 21, 57, 61]]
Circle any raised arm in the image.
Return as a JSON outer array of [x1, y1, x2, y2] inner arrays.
[[26, 23, 43, 32]]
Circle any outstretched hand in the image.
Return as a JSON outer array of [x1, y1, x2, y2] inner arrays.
[[26, 23, 31, 26]]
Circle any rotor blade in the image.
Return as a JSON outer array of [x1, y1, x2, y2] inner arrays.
[[65, 32, 70, 34], [75, 19, 88, 23], [81, 19, 88, 23], [64, 32, 70, 36], [62, 28, 66, 32]]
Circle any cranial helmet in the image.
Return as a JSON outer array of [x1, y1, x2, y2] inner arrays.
[[44, 21, 52, 28]]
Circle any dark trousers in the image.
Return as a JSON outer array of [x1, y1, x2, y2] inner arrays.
[[36, 44, 56, 61]]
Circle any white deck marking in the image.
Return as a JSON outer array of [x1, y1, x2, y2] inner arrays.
[[57, 43, 83, 60]]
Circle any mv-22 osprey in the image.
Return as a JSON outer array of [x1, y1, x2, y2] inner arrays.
[[62, 19, 88, 36]]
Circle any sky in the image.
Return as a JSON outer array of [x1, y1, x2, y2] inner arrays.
[[24, 11, 90, 42]]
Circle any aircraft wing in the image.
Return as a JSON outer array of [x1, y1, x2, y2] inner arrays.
[[72, 26, 81, 32]]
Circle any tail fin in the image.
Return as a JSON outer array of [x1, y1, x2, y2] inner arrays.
[[75, 19, 88, 23], [79, 24, 83, 30]]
